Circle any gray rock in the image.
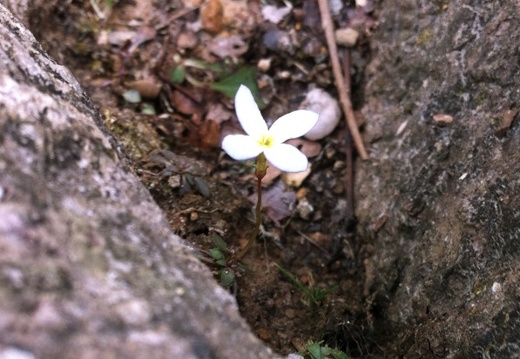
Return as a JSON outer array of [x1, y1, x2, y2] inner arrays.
[[357, 0, 520, 357], [0, 3, 280, 359]]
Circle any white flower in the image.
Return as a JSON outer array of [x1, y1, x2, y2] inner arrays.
[[222, 85, 319, 172]]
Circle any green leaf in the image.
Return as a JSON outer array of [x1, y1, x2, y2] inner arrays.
[[275, 263, 318, 306], [183, 58, 225, 73], [209, 67, 266, 108], [212, 234, 228, 252], [330, 349, 350, 359], [193, 176, 210, 197], [306, 342, 323, 359], [170, 65, 185, 83], [140, 103, 156, 115], [321, 346, 332, 355], [209, 248, 224, 261], [215, 259, 227, 267], [220, 268, 235, 288]]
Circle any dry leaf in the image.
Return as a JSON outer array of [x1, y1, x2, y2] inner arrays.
[[209, 36, 248, 59], [249, 180, 296, 223], [200, 0, 224, 34], [261, 165, 282, 187], [261, 4, 292, 24], [128, 26, 157, 52], [170, 90, 201, 116], [106, 30, 135, 46], [205, 103, 232, 124], [126, 78, 162, 98], [286, 139, 322, 158], [199, 120, 221, 148], [177, 31, 198, 50]]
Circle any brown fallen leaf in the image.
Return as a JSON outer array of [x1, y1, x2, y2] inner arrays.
[[105, 30, 135, 47], [205, 103, 232, 124], [170, 90, 202, 116], [177, 31, 198, 50], [128, 26, 157, 53], [199, 119, 221, 148], [286, 138, 322, 158], [249, 180, 296, 223], [200, 0, 224, 34], [209, 35, 248, 59], [125, 77, 162, 98], [260, 165, 282, 187]]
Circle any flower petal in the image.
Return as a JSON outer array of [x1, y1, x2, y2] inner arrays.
[[264, 143, 309, 172], [268, 110, 319, 143], [222, 134, 263, 160], [234, 85, 267, 137]]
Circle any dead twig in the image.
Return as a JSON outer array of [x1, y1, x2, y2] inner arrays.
[[155, 2, 207, 30], [317, 0, 368, 160], [342, 49, 355, 222]]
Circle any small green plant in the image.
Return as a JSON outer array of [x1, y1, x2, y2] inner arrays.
[[207, 233, 247, 288], [202, 85, 318, 288], [300, 341, 350, 359], [275, 263, 336, 306], [221, 85, 319, 262]]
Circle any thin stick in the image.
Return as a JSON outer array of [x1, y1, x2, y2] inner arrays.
[[317, 0, 368, 160], [342, 49, 355, 221]]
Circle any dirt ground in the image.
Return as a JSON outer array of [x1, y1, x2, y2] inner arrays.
[[29, 0, 378, 356]]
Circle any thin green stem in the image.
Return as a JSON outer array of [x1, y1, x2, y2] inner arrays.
[[233, 153, 267, 262]]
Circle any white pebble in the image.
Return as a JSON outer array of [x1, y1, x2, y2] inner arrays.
[[301, 88, 341, 140], [335, 28, 359, 47]]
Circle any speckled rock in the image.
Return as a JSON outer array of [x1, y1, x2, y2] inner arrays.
[[0, 4, 281, 359], [357, 1, 520, 358]]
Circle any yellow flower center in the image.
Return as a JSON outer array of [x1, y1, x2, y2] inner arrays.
[[258, 133, 275, 148]]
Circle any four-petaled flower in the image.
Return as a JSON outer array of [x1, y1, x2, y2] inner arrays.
[[222, 85, 319, 172]]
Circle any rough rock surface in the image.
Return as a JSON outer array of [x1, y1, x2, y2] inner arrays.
[[0, 4, 280, 359], [357, 0, 520, 358]]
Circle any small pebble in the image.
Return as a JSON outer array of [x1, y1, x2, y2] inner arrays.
[[284, 308, 296, 319], [301, 88, 341, 140], [282, 167, 311, 187], [296, 198, 314, 220], [335, 28, 359, 47], [189, 211, 199, 221], [256, 328, 272, 341], [263, 29, 293, 53], [257, 58, 272, 72], [276, 70, 291, 80], [0, 348, 35, 359], [433, 113, 453, 126], [333, 160, 345, 171], [329, 0, 344, 14]]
